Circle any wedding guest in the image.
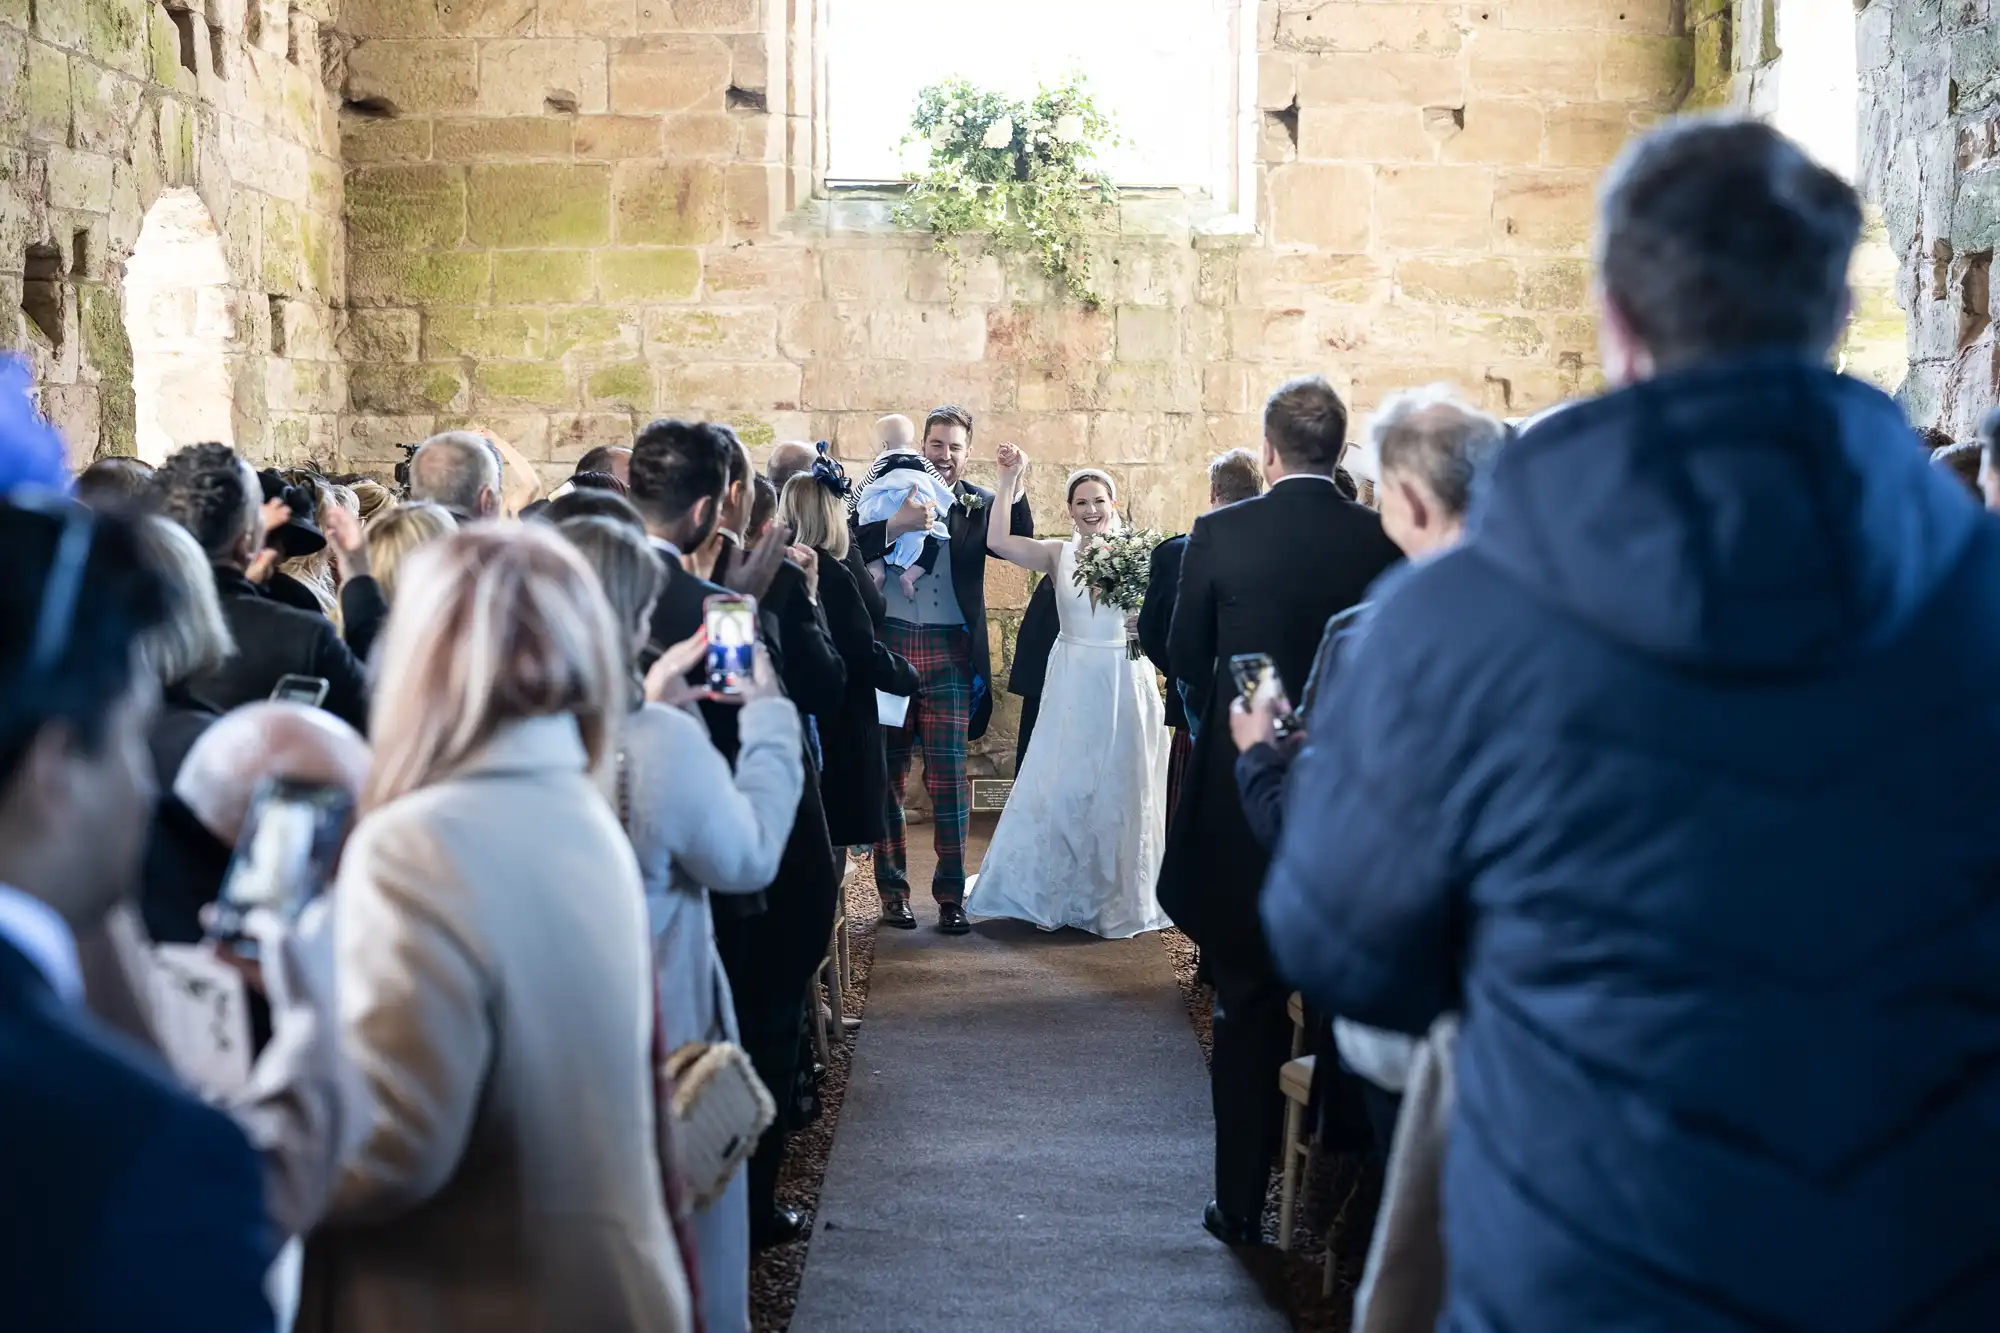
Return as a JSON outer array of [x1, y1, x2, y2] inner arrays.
[[257, 469, 336, 618], [695, 430, 755, 583], [1006, 575, 1057, 772], [301, 525, 692, 1333], [574, 444, 633, 488], [362, 501, 457, 603], [406, 431, 503, 523], [0, 497, 275, 1332], [853, 406, 1034, 933], [766, 440, 817, 491], [1263, 117, 2000, 1330], [561, 514, 803, 1333], [1161, 376, 1401, 1246], [1979, 408, 2000, 511], [75, 455, 156, 510], [1140, 448, 1263, 812], [747, 474, 779, 546], [133, 514, 236, 788], [153, 444, 369, 731]]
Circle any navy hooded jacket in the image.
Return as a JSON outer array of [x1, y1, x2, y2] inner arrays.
[[1263, 359, 2000, 1332]]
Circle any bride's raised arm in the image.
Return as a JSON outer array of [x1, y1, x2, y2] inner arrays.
[[987, 443, 1062, 576]]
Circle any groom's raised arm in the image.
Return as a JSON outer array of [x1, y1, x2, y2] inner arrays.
[[1169, 516, 1219, 724]]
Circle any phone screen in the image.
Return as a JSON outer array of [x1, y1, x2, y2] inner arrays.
[[207, 778, 353, 955], [270, 674, 330, 707], [1229, 653, 1300, 738], [704, 594, 757, 697]]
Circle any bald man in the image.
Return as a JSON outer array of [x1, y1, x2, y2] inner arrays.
[[142, 703, 371, 946], [409, 431, 503, 522], [766, 440, 817, 491]]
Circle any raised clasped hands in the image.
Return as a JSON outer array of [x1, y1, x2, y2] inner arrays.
[[996, 442, 1027, 478]]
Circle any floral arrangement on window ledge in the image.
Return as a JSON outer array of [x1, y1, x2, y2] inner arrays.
[[894, 75, 1120, 307]]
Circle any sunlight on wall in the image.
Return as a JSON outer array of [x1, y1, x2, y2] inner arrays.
[[121, 189, 239, 466], [1773, 0, 1859, 181]]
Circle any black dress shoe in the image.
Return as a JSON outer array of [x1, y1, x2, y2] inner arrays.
[[752, 1205, 807, 1250], [1202, 1200, 1262, 1247], [880, 898, 917, 929], [936, 902, 971, 935]]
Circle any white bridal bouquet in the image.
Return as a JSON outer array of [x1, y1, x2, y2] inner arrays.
[[1073, 527, 1163, 658]]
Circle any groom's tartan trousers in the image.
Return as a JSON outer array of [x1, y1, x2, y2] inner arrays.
[[877, 621, 972, 904]]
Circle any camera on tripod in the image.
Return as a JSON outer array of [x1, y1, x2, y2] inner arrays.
[[391, 441, 422, 497]]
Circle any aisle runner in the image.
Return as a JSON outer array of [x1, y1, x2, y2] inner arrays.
[[790, 902, 1289, 1332]]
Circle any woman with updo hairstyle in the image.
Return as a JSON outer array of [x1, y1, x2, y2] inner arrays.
[[779, 461, 917, 849], [302, 524, 693, 1333], [361, 500, 456, 603]]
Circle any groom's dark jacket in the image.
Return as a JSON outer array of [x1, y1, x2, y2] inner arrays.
[[857, 479, 1034, 741]]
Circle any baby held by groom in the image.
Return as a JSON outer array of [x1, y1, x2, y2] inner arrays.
[[857, 414, 957, 598]]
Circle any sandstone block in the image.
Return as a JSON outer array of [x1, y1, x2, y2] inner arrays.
[[433, 117, 575, 160], [467, 163, 611, 247], [609, 36, 731, 114], [1376, 166, 1495, 250], [576, 115, 664, 159], [1299, 105, 1436, 163], [803, 360, 1002, 413], [613, 159, 725, 244], [350, 363, 470, 414], [347, 165, 468, 251], [986, 305, 1115, 365], [657, 112, 738, 157], [969, 411, 1093, 461], [350, 251, 492, 306], [339, 0, 439, 38], [868, 303, 987, 361], [1229, 305, 1318, 364], [549, 411, 640, 463], [1268, 162, 1373, 250], [1440, 311, 1547, 357], [341, 118, 433, 163], [597, 247, 701, 301], [1236, 251, 1389, 306], [48, 149, 114, 213], [437, 0, 535, 37], [641, 0, 763, 32], [645, 306, 780, 360], [1320, 303, 1441, 356], [1598, 34, 1692, 103], [539, 0, 639, 36], [1522, 259, 1588, 309], [1543, 103, 1633, 166], [1297, 53, 1466, 107], [494, 250, 595, 303], [706, 245, 818, 300], [584, 361, 655, 411], [345, 40, 479, 115], [339, 308, 422, 363], [1108, 248, 1195, 308], [1260, 54, 1298, 110], [549, 308, 642, 358], [341, 413, 440, 466], [1115, 306, 1180, 362], [69, 64, 143, 157], [474, 359, 574, 408], [424, 307, 549, 360], [477, 38, 609, 116], [25, 40, 73, 145], [1088, 411, 1196, 466], [1101, 362, 1201, 414], [1279, 3, 1465, 55], [1495, 169, 1596, 253], [1470, 31, 1600, 100], [822, 247, 918, 302], [778, 303, 869, 362], [725, 162, 782, 239], [909, 251, 1005, 304], [1203, 363, 1257, 413], [1439, 101, 1546, 165], [657, 360, 801, 411], [1398, 256, 1520, 307]]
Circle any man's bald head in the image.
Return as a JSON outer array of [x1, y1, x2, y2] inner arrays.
[[411, 431, 502, 519], [175, 703, 371, 848], [767, 441, 817, 491]]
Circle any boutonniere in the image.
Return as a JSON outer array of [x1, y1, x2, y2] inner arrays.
[[959, 489, 987, 513]]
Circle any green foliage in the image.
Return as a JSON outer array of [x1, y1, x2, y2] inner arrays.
[[894, 75, 1120, 307]]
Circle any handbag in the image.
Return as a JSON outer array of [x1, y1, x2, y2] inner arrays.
[[619, 746, 777, 1210]]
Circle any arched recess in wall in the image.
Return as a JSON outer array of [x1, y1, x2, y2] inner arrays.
[[121, 189, 240, 465], [1772, 0, 1907, 392]]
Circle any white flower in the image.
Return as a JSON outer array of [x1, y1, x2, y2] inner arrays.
[[1054, 113, 1086, 144], [929, 123, 951, 149], [982, 116, 1015, 150]]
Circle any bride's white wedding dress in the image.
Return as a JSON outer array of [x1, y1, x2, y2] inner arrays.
[[968, 538, 1170, 938]]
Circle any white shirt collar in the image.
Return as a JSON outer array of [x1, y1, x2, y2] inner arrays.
[[1271, 473, 1339, 488], [648, 534, 682, 560], [0, 883, 83, 1004]]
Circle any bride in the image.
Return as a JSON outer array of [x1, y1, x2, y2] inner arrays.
[[966, 443, 1170, 938]]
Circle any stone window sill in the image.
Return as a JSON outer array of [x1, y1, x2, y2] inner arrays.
[[795, 183, 1257, 243]]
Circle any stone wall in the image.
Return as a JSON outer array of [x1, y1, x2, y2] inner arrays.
[[331, 0, 1692, 757], [2, 0, 346, 465]]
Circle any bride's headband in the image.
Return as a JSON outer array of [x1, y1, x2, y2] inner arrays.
[[1066, 468, 1117, 503]]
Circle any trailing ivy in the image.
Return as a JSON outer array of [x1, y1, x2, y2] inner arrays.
[[894, 75, 1120, 307]]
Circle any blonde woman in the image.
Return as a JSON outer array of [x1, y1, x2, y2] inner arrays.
[[132, 514, 238, 788], [559, 515, 800, 1333], [362, 501, 456, 603], [299, 525, 691, 1333]]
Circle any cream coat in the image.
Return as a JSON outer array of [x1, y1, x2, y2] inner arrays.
[[298, 715, 691, 1333]]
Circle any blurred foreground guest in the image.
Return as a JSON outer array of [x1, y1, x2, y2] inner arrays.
[[747, 473, 779, 545], [1162, 376, 1400, 1246], [133, 515, 237, 788], [361, 500, 456, 604], [299, 525, 691, 1333], [0, 498, 274, 1332], [545, 485, 646, 530], [76, 456, 156, 510], [1931, 440, 1982, 499], [0, 354, 70, 493], [1264, 117, 2000, 1330], [562, 515, 803, 1333], [154, 444, 369, 731], [1980, 407, 2000, 511]]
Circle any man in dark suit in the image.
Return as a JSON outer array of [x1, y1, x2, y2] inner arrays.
[[1162, 376, 1402, 1245], [629, 419, 838, 1251], [154, 443, 369, 732], [1006, 575, 1058, 772], [0, 498, 275, 1331], [853, 405, 1034, 933], [1140, 448, 1266, 819]]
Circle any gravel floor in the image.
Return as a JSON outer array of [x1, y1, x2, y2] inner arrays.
[[753, 876, 1371, 1333]]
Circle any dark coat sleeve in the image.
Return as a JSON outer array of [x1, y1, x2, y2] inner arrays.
[[84, 1099, 276, 1332], [841, 541, 887, 630], [1168, 517, 1220, 724], [773, 563, 847, 716], [1138, 536, 1184, 684], [338, 575, 388, 664], [1007, 576, 1060, 699], [310, 621, 371, 734], [855, 518, 889, 565], [1234, 742, 1293, 851], [1261, 602, 1461, 1035]]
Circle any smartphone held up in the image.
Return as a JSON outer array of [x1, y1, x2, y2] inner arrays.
[[1229, 652, 1301, 740], [704, 593, 757, 698], [205, 777, 353, 959]]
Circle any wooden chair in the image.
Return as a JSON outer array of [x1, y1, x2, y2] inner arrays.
[[1278, 1053, 1316, 1251]]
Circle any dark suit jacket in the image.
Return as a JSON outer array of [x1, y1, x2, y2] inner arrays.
[[0, 937, 275, 1332], [1158, 478, 1401, 970], [646, 551, 839, 993], [1234, 602, 1372, 851], [856, 481, 1034, 741], [1136, 535, 1189, 729], [813, 550, 918, 846], [1007, 575, 1059, 701], [190, 567, 369, 733]]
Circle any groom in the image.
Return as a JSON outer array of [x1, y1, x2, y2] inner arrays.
[[856, 405, 1035, 933]]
